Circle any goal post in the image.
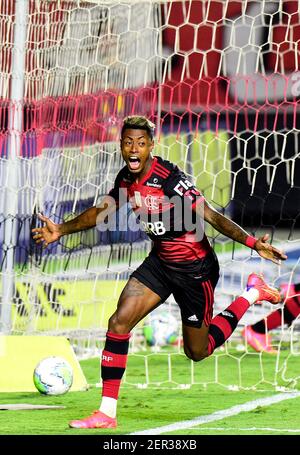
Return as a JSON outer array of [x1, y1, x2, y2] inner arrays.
[[0, 0, 299, 391]]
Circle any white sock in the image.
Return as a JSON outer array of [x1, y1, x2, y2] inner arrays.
[[241, 287, 259, 305], [99, 396, 117, 418]]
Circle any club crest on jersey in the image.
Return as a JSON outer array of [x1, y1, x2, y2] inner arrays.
[[144, 195, 159, 210]]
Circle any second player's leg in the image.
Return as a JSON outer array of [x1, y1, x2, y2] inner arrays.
[[108, 277, 163, 334]]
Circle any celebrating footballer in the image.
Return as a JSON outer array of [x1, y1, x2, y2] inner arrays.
[[32, 116, 287, 429]]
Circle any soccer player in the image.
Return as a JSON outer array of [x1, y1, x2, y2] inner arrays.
[[32, 116, 287, 429], [242, 281, 300, 353]]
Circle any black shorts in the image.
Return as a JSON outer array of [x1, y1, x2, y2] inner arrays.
[[131, 249, 220, 328]]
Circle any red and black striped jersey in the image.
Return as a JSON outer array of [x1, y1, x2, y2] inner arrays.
[[109, 155, 212, 263]]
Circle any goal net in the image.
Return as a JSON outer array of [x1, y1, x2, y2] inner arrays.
[[0, 0, 299, 391]]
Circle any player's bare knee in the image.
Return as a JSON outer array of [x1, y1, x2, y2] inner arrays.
[[184, 346, 208, 362], [108, 314, 131, 334]]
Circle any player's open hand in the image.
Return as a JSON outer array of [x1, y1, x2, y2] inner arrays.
[[255, 233, 287, 265], [32, 213, 62, 248]]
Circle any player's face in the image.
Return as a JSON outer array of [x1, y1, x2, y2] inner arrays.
[[121, 129, 154, 176]]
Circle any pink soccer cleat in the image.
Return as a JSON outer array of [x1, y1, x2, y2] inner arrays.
[[241, 326, 277, 354], [69, 411, 117, 429], [247, 273, 281, 304]]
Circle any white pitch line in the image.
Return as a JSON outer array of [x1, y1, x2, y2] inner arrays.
[[130, 392, 300, 435], [181, 427, 300, 433]]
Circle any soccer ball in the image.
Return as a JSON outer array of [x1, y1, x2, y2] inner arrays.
[[33, 356, 73, 395], [144, 311, 179, 347]]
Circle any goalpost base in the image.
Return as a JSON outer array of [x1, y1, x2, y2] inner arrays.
[[0, 336, 88, 392]]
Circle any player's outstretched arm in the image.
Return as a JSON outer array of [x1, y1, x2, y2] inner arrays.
[[201, 200, 287, 265], [32, 195, 116, 248], [253, 233, 287, 264], [32, 214, 62, 247]]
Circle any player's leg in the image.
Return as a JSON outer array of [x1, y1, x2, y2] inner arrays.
[[107, 277, 163, 334], [182, 323, 210, 361], [99, 277, 164, 420], [70, 253, 172, 429], [172, 251, 219, 360], [180, 273, 282, 361], [69, 278, 163, 429], [182, 289, 254, 361]]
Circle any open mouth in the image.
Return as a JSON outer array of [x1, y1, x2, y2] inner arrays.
[[128, 156, 141, 170]]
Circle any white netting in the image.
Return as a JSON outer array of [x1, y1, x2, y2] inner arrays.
[[0, 0, 299, 391]]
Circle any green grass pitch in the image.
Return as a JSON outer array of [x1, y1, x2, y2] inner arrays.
[[0, 352, 300, 436]]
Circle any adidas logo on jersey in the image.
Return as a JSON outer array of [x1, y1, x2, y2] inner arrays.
[[187, 314, 199, 322]]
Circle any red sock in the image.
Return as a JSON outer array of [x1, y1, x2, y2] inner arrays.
[[101, 331, 131, 400], [208, 297, 250, 355], [262, 310, 282, 331], [252, 294, 300, 333]]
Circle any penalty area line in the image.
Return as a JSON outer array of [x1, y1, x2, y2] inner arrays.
[[129, 392, 300, 435]]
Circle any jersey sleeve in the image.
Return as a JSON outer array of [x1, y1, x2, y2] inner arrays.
[[163, 165, 204, 209]]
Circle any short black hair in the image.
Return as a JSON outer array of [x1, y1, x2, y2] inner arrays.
[[121, 116, 155, 140]]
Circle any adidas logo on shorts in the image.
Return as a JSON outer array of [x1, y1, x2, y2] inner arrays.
[[188, 314, 199, 322]]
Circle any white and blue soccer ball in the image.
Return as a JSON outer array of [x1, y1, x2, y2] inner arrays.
[[144, 311, 179, 347], [33, 356, 73, 395]]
